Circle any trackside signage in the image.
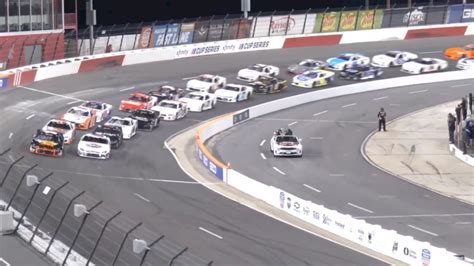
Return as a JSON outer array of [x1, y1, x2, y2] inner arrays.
[[250, 14, 317, 37], [0, 77, 7, 88], [196, 144, 224, 181]]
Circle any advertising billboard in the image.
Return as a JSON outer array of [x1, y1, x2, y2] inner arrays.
[[137, 26, 153, 48], [178, 23, 195, 44], [339, 11, 358, 31], [356, 10, 384, 29], [153, 23, 180, 47], [196, 144, 225, 181], [382, 7, 427, 27], [448, 4, 474, 23], [251, 14, 316, 37], [0, 77, 7, 88]]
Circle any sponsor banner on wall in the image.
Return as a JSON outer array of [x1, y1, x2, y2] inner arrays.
[[382, 7, 427, 27], [193, 18, 252, 42], [356, 10, 384, 29], [448, 4, 474, 23], [316, 12, 341, 33], [196, 144, 224, 181], [153, 23, 180, 47], [251, 14, 316, 37], [339, 11, 358, 31], [233, 109, 250, 124], [179, 23, 195, 44], [193, 21, 211, 43], [425, 6, 448, 25], [137, 26, 153, 49], [0, 77, 7, 88]]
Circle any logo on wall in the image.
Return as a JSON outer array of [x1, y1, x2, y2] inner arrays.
[[403, 8, 426, 26], [312, 210, 320, 220], [270, 17, 296, 34], [138, 27, 153, 48], [421, 248, 431, 266], [322, 12, 338, 32], [392, 241, 399, 253], [197, 25, 208, 36], [303, 206, 309, 215], [286, 197, 292, 209], [359, 11, 375, 29], [403, 247, 417, 259], [279, 191, 285, 208], [293, 201, 301, 213], [463, 9, 474, 19]]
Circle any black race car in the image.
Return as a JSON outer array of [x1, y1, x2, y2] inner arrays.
[[29, 130, 64, 157], [147, 85, 185, 102], [339, 65, 383, 80], [249, 76, 288, 94], [130, 109, 160, 131], [93, 125, 123, 149]]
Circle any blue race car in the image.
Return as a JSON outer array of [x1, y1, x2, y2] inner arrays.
[[326, 53, 370, 71], [339, 64, 383, 80]]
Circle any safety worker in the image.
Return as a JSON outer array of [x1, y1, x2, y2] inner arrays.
[[378, 107, 387, 132]]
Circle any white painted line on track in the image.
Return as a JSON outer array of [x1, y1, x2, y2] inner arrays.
[[348, 202, 374, 214], [389, 103, 401, 106], [407, 224, 438, 237], [0, 257, 11, 266], [303, 184, 321, 193], [272, 167, 286, 175], [342, 103, 357, 108], [8, 155, 15, 162], [409, 89, 428, 94], [373, 96, 388, 101], [259, 139, 266, 146], [451, 84, 471, 88], [18, 85, 84, 101], [8, 133, 13, 139], [183, 76, 199, 80], [329, 173, 345, 177], [67, 100, 82, 105], [313, 110, 328, 117], [119, 86, 136, 92], [309, 137, 324, 140], [260, 153, 267, 160], [199, 227, 223, 239], [354, 213, 474, 219], [133, 193, 151, 203], [288, 121, 298, 126], [454, 221, 472, 225], [25, 114, 35, 120], [419, 50, 442, 54]]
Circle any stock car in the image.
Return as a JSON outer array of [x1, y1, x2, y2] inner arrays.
[[179, 92, 217, 112], [151, 100, 188, 121], [326, 53, 370, 70], [371, 51, 418, 67], [77, 134, 111, 160], [61, 106, 97, 130], [249, 76, 288, 94], [214, 84, 253, 102], [186, 74, 226, 93], [29, 130, 64, 157], [130, 109, 161, 131], [80, 101, 113, 122], [287, 59, 328, 74], [93, 125, 123, 149], [456, 58, 474, 70], [237, 64, 280, 82], [119, 92, 157, 112], [270, 131, 303, 157], [42, 119, 76, 144], [291, 70, 335, 88], [147, 85, 185, 102], [104, 116, 138, 139], [339, 65, 383, 80], [444, 44, 474, 60], [401, 58, 448, 74]]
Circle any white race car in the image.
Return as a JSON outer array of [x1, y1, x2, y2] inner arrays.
[[456, 58, 474, 70], [77, 134, 111, 160], [401, 58, 448, 74], [326, 53, 370, 70], [61, 106, 96, 130], [237, 64, 280, 82], [104, 116, 138, 139], [270, 132, 303, 157], [186, 74, 226, 93], [80, 101, 113, 122], [215, 84, 253, 102], [371, 51, 418, 67], [151, 100, 188, 121], [291, 70, 335, 88], [42, 119, 76, 144], [179, 92, 217, 112]]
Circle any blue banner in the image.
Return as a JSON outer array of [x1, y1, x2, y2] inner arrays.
[[447, 4, 474, 23], [196, 144, 224, 181], [153, 23, 180, 47], [0, 77, 7, 88], [178, 23, 195, 44]]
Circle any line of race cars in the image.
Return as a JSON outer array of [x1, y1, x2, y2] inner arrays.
[[29, 45, 473, 159]]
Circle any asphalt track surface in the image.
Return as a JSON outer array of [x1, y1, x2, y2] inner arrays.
[[0, 35, 472, 265]]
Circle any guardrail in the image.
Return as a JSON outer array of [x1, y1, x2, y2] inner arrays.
[[193, 70, 473, 265]]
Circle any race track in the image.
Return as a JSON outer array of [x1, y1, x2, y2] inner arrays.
[[0, 35, 472, 265]]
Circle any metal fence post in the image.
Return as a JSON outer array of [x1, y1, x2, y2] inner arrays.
[[320, 7, 329, 32], [14, 172, 53, 233], [6, 164, 38, 210], [235, 14, 243, 39], [62, 201, 103, 265], [252, 11, 261, 38], [139, 235, 164, 266], [28, 39, 38, 65], [92, 26, 103, 54], [105, 24, 116, 52], [267, 10, 276, 36], [111, 222, 142, 266], [336, 7, 345, 32], [86, 211, 122, 265], [0, 156, 23, 187], [118, 23, 129, 51], [205, 16, 214, 42], [285, 9, 294, 36], [176, 18, 185, 44], [388, 5, 394, 27], [29, 181, 69, 244], [52, 33, 62, 60], [220, 14, 229, 40], [371, 5, 379, 29], [132, 22, 143, 50], [191, 17, 201, 43], [441, 5, 448, 24], [44, 190, 85, 255], [168, 247, 188, 266], [301, 8, 311, 34]]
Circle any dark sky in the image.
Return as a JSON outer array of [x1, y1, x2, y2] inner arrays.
[[66, 0, 468, 27]]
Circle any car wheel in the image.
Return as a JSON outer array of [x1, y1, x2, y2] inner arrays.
[[200, 105, 204, 112], [312, 82, 317, 88]]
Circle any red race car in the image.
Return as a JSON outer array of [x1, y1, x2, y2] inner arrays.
[[119, 92, 157, 112]]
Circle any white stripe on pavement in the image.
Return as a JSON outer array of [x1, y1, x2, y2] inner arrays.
[[259, 139, 266, 146], [309, 137, 324, 140], [119, 86, 136, 92], [183, 76, 199, 80], [288, 121, 298, 126], [373, 96, 388, 101], [8, 133, 13, 139], [342, 103, 357, 108], [329, 173, 345, 177], [450, 84, 471, 88], [407, 224, 438, 237], [313, 110, 328, 117], [409, 89, 428, 94], [18, 85, 84, 101], [67, 100, 82, 105], [348, 202, 374, 214], [133, 193, 151, 203], [260, 153, 267, 160], [418, 50, 442, 54], [355, 213, 474, 219], [272, 167, 286, 175], [25, 114, 35, 120], [199, 227, 223, 239], [303, 184, 321, 193]]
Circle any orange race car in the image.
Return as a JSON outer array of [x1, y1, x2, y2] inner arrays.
[[119, 92, 158, 112], [61, 106, 97, 130], [444, 44, 474, 60]]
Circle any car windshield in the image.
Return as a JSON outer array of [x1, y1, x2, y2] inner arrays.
[[338, 55, 352, 61], [198, 76, 213, 83], [224, 86, 240, 92], [83, 136, 108, 144], [300, 61, 313, 66], [414, 59, 433, 64], [83, 102, 103, 109], [465, 45, 474, 51], [47, 121, 71, 130], [248, 65, 264, 72], [159, 102, 178, 109], [187, 94, 204, 100], [133, 110, 153, 118], [96, 127, 117, 134], [108, 118, 131, 126], [384, 52, 398, 58], [276, 136, 298, 143], [36, 132, 58, 141], [304, 72, 320, 78], [68, 108, 89, 116], [158, 87, 172, 94], [129, 95, 148, 102]]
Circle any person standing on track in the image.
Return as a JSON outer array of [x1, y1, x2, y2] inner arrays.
[[378, 107, 387, 132]]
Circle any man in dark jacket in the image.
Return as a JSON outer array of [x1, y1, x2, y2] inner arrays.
[[448, 113, 456, 144], [378, 108, 387, 131], [455, 104, 462, 124]]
